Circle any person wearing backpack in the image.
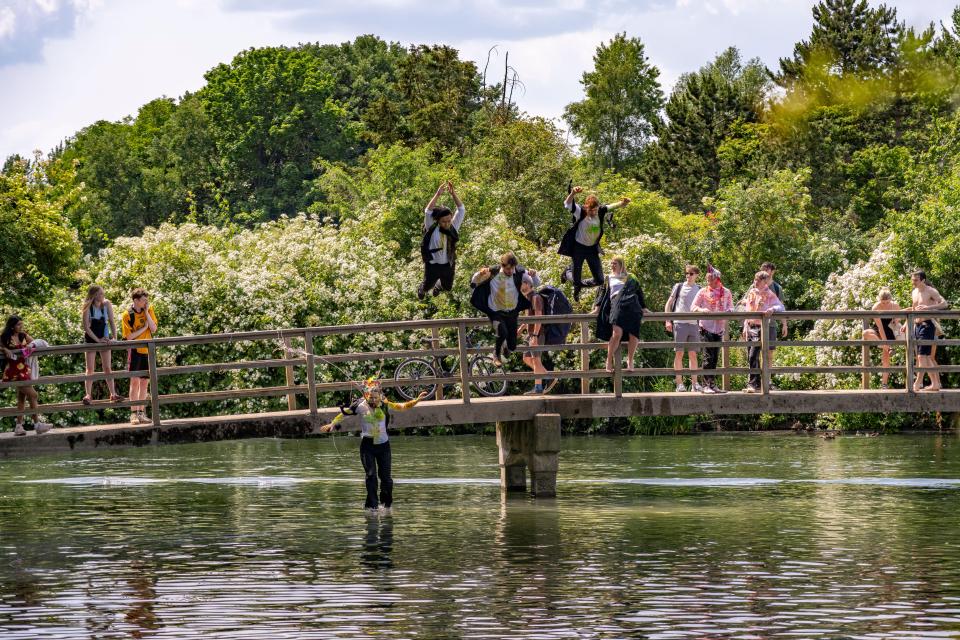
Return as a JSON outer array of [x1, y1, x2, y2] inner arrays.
[[320, 379, 427, 512], [418, 181, 465, 300], [120, 288, 158, 425], [470, 252, 541, 366], [520, 282, 572, 395], [664, 265, 702, 392], [558, 186, 631, 302]]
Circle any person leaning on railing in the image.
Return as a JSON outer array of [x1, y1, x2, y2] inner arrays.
[[740, 271, 784, 393], [1, 315, 53, 436], [861, 287, 903, 390]]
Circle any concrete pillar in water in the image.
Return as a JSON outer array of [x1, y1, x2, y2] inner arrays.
[[497, 414, 561, 497], [529, 413, 560, 498], [496, 420, 529, 492]]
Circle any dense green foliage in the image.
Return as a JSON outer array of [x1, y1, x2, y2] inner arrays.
[[6, 3, 960, 432]]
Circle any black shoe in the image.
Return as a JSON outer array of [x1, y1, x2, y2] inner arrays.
[[417, 284, 426, 300], [431, 284, 443, 297], [573, 283, 582, 302]]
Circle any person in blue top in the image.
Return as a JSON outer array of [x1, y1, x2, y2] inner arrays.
[[81, 285, 122, 405]]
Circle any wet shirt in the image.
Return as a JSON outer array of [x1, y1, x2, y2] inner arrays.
[[423, 204, 466, 265], [354, 401, 390, 444]]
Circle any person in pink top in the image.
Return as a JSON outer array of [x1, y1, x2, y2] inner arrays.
[[741, 271, 785, 393], [691, 267, 733, 394]]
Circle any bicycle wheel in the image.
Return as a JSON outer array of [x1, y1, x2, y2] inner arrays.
[[470, 356, 508, 397], [394, 358, 439, 401]]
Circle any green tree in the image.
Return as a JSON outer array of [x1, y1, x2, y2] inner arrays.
[[564, 33, 664, 172], [642, 47, 769, 211], [200, 46, 357, 221], [778, 0, 903, 86], [0, 155, 82, 307]]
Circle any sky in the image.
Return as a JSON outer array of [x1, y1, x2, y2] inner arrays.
[[0, 0, 957, 160]]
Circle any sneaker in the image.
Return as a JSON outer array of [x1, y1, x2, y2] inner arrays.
[[711, 385, 727, 394], [744, 385, 759, 393], [34, 422, 53, 435], [692, 383, 703, 392], [880, 382, 889, 390], [702, 386, 717, 394], [675, 383, 687, 392], [14, 422, 26, 436], [431, 284, 443, 297], [769, 382, 779, 391], [138, 411, 149, 424], [416, 283, 426, 301], [524, 385, 544, 396], [542, 378, 559, 394]]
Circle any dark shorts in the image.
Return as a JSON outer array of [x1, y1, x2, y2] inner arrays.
[[128, 350, 150, 378], [916, 320, 936, 356]]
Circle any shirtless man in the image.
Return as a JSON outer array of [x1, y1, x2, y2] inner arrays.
[[906, 270, 948, 392]]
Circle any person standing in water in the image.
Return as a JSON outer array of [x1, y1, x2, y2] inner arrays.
[[558, 186, 631, 302], [419, 181, 465, 300], [320, 379, 428, 511]]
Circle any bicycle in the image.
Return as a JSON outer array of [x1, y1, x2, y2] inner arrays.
[[393, 329, 507, 400]]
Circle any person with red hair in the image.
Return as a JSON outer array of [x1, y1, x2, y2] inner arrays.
[[558, 186, 630, 302]]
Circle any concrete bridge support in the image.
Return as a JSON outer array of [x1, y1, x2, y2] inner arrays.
[[496, 413, 561, 497]]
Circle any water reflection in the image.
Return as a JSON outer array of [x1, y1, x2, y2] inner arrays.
[[0, 434, 959, 638]]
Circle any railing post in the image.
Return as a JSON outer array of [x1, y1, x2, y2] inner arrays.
[[905, 314, 915, 395], [431, 326, 444, 401], [457, 322, 472, 405], [282, 335, 297, 410], [613, 343, 623, 398], [147, 341, 161, 427], [303, 330, 318, 421], [580, 320, 591, 395], [759, 315, 770, 395], [861, 318, 870, 390], [721, 325, 730, 391]]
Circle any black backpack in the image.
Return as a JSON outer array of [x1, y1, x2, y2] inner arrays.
[[537, 285, 572, 343]]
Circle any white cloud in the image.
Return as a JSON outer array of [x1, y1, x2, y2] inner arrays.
[[0, 7, 16, 39]]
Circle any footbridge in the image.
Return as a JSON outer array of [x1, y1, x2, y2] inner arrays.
[[2, 310, 958, 494]]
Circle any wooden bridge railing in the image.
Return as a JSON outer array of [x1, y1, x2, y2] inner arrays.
[[1, 310, 958, 425]]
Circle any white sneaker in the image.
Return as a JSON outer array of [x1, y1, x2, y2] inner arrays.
[[130, 413, 141, 425], [702, 386, 717, 394], [675, 383, 686, 392], [34, 422, 53, 435], [14, 422, 26, 436], [692, 383, 703, 392], [744, 385, 759, 393], [138, 411, 149, 424]]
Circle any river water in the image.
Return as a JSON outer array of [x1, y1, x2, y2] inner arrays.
[[1, 433, 960, 638]]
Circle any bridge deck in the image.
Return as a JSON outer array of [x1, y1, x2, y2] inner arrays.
[[1, 389, 957, 457]]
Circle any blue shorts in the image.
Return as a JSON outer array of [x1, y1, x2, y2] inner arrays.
[[915, 321, 936, 356]]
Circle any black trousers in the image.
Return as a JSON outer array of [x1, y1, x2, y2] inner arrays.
[[571, 242, 603, 288], [490, 311, 520, 360], [747, 327, 761, 388], [360, 438, 393, 509], [701, 329, 722, 386], [420, 262, 455, 294]]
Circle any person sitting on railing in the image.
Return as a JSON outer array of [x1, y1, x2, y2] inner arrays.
[[519, 282, 572, 395], [319, 379, 428, 512], [741, 271, 785, 393], [862, 287, 903, 389], [559, 186, 631, 302], [1, 315, 53, 436], [81, 285, 123, 405], [470, 252, 541, 367], [691, 266, 733, 395], [905, 270, 949, 392], [593, 256, 650, 373], [120, 288, 158, 425], [419, 181, 465, 300]]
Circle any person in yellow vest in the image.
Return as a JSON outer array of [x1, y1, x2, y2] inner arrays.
[[121, 288, 158, 425]]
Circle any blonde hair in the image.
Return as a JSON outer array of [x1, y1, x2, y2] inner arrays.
[[878, 287, 892, 302], [81, 285, 104, 317], [611, 255, 625, 272]]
